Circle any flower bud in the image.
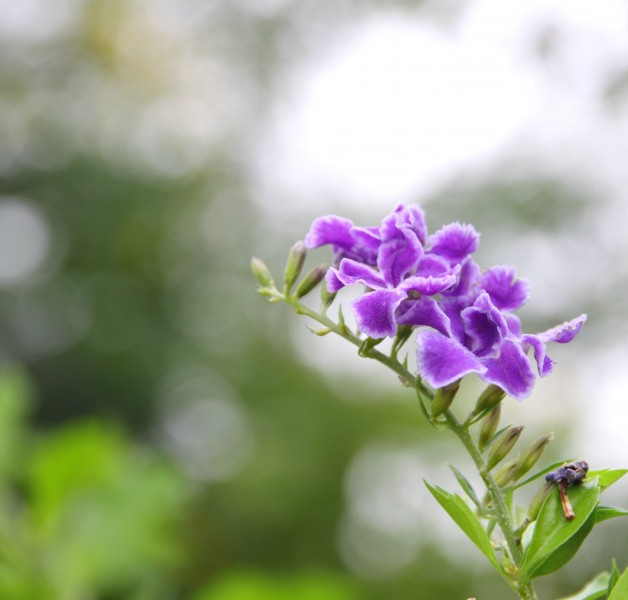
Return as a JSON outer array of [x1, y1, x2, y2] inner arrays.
[[513, 433, 554, 480], [283, 241, 307, 290], [493, 458, 519, 487], [250, 257, 275, 288], [486, 425, 524, 471], [473, 384, 506, 416], [431, 380, 461, 418], [295, 264, 327, 298], [478, 404, 501, 451], [526, 481, 553, 523]]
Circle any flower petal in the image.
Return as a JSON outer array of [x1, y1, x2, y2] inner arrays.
[[352, 289, 406, 338], [428, 222, 480, 265], [521, 334, 554, 377], [325, 268, 345, 293], [416, 254, 450, 277], [481, 339, 536, 400], [305, 215, 354, 249], [377, 229, 423, 287], [480, 265, 530, 311], [461, 292, 509, 356], [536, 314, 587, 344], [416, 330, 486, 388], [400, 271, 458, 296], [336, 258, 386, 289], [396, 297, 452, 336]]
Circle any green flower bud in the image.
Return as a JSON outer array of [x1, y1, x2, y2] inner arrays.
[[493, 458, 519, 487], [431, 380, 461, 418], [250, 257, 275, 288], [295, 264, 327, 298], [473, 384, 506, 416], [283, 241, 307, 290], [478, 403, 501, 451], [513, 433, 554, 480], [486, 425, 524, 471], [392, 324, 414, 355], [526, 481, 553, 523]]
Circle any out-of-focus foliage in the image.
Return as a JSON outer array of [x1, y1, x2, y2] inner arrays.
[[0, 1, 627, 599], [0, 366, 188, 600]]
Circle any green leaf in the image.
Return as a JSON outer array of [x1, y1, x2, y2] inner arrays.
[[588, 469, 628, 492], [423, 479, 502, 574], [448, 464, 482, 509], [609, 560, 622, 594], [520, 480, 600, 582], [511, 460, 576, 491], [595, 506, 628, 524], [555, 571, 610, 600], [609, 567, 628, 600], [529, 511, 595, 578]]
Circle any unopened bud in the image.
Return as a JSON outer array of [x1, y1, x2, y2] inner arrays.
[[283, 241, 307, 290], [526, 481, 553, 523], [494, 458, 519, 487], [320, 280, 337, 311], [295, 264, 327, 298], [251, 257, 275, 288], [486, 425, 524, 471], [479, 404, 501, 451], [513, 433, 554, 480], [392, 325, 414, 354], [474, 384, 506, 416], [431, 380, 461, 418]]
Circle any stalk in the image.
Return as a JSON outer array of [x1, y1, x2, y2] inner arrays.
[[283, 294, 537, 599]]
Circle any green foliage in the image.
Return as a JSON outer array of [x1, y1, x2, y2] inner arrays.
[[555, 571, 610, 600], [423, 480, 503, 576], [608, 567, 628, 600], [520, 481, 600, 582], [192, 570, 360, 600]]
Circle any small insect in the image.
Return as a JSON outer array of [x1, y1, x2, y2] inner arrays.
[[545, 460, 589, 521]]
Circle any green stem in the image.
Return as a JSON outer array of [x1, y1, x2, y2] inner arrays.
[[442, 410, 538, 600], [284, 293, 537, 598]]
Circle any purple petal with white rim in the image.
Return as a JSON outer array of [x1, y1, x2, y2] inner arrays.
[[377, 228, 423, 287], [325, 268, 345, 293], [443, 257, 481, 297], [396, 297, 451, 336], [393, 203, 428, 244], [480, 265, 530, 311], [461, 292, 509, 356], [481, 338, 536, 400], [417, 254, 450, 277], [440, 297, 470, 345], [416, 330, 486, 388], [305, 215, 354, 249], [352, 289, 406, 338], [521, 334, 554, 377], [400, 271, 458, 296], [428, 222, 480, 265], [536, 314, 587, 344], [505, 313, 522, 338], [336, 258, 386, 289]]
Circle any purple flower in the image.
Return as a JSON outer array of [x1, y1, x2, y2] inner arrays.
[[305, 204, 586, 400]]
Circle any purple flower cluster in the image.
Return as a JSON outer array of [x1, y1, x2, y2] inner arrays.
[[305, 204, 586, 400]]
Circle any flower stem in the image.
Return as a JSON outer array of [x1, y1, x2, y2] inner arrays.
[[284, 294, 537, 598], [442, 409, 538, 600]]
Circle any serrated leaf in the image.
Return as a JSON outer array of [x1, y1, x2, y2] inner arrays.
[[511, 460, 576, 491], [520, 480, 600, 582], [609, 567, 628, 600], [555, 571, 610, 600], [448, 464, 482, 509], [529, 511, 595, 578], [588, 469, 628, 492], [423, 479, 502, 574], [595, 506, 628, 524]]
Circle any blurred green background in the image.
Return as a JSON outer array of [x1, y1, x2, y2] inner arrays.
[[1, 1, 627, 599]]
